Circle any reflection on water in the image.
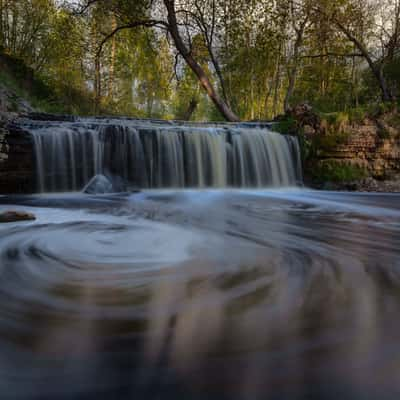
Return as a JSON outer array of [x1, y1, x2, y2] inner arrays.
[[0, 189, 400, 399]]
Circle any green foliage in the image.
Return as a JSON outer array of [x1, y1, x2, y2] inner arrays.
[[346, 108, 365, 124], [377, 127, 391, 140], [273, 117, 297, 135], [105, 30, 173, 118], [319, 112, 349, 132], [365, 102, 396, 119], [0, 52, 94, 115], [312, 161, 368, 183], [312, 132, 349, 154], [0, 0, 399, 123]]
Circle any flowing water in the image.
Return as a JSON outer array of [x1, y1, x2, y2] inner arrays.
[[1, 119, 399, 398], [21, 119, 302, 192], [0, 189, 400, 400]]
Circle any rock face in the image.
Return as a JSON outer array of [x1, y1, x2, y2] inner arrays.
[[287, 103, 321, 137], [313, 175, 400, 192], [0, 86, 34, 122], [289, 104, 400, 183], [0, 210, 36, 223], [313, 121, 400, 179], [0, 53, 36, 194], [0, 122, 35, 194]]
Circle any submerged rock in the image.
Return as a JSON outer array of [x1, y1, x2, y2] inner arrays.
[[0, 210, 36, 223]]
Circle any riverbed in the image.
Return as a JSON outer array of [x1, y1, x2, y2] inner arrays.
[[0, 189, 399, 399]]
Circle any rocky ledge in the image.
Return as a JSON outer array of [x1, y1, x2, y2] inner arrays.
[[0, 121, 34, 194], [288, 104, 400, 191], [311, 176, 400, 192], [0, 210, 36, 223]]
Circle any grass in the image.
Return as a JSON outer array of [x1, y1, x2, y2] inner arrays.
[[318, 102, 398, 130]]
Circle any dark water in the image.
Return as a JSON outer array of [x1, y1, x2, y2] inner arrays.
[[0, 189, 400, 400]]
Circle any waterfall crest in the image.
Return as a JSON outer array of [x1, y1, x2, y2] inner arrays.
[[25, 119, 302, 192]]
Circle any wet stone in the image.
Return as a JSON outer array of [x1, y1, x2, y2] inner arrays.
[[0, 210, 36, 223]]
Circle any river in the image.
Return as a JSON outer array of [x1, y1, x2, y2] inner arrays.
[[0, 189, 399, 399]]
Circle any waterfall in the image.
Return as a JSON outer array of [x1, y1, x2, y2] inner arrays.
[[26, 119, 302, 192]]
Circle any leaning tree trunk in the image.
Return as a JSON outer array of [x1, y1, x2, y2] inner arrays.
[[333, 18, 394, 102], [163, 0, 240, 122], [108, 15, 117, 98], [375, 66, 393, 102]]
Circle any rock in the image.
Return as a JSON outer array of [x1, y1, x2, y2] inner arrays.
[[82, 174, 129, 194], [0, 210, 36, 223], [303, 124, 316, 136], [83, 174, 115, 194], [344, 182, 359, 191], [0, 86, 34, 118], [287, 103, 321, 136], [361, 177, 379, 191], [313, 176, 400, 192], [0, 123, 35, 194], [24, 112, 76, 122]]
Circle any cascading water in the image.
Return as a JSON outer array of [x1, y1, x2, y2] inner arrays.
[[24, 118, 302, 192]]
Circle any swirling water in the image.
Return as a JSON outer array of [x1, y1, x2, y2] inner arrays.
[[0, 189, 400, 399]]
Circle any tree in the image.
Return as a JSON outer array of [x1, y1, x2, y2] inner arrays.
[[77, 0, 240, 121], [283, 0, 310, 112], [313, 0, 399, 102]]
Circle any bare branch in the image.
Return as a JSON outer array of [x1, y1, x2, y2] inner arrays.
[[96, 20, 169, 59]]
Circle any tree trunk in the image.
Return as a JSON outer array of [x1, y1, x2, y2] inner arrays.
[[10, 3, 18, 54], [0, 0, 3, 48], [272, 46, 282, 118], [94, 55, 101, 113], [163, 0, 240, 122], [284, 65, 297, 113], [284, 19, 307, 113], [333, 18, 394, 102], [375, 66, 392, 102], [108, 15, 117, 98], [182, 98, 198, 121]]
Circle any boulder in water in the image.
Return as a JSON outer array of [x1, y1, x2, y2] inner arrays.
[[0, 210, 36, 223], [83, 174, 115, 194]]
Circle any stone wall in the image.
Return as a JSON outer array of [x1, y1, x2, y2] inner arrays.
[[286, 104, 400, 183], [0, 123, 34, 194], [315, 123, 400, 179]]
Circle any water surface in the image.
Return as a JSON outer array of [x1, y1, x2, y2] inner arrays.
[[0, 189, 399, 399]]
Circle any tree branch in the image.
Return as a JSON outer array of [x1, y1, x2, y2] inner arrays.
[[301, 52, 364, 59], [96, 20, 168, 59]]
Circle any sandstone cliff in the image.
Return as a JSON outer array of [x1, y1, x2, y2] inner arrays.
[[287, 104, 400, 191]]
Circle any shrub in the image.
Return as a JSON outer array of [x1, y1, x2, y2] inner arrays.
[[312, 161, 368, 183], [273, 116, 297, 135]]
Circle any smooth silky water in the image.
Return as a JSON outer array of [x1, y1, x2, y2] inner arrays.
[[0, 119, 399, 399], [25, 118, 302, 191]]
